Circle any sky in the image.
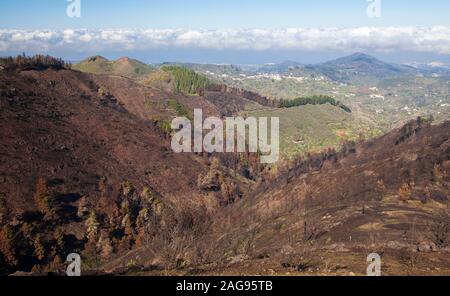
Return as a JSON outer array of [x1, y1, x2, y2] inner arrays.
[[1, 0, 450, 64]]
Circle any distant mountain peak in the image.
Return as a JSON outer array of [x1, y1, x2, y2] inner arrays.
[[349, 52, 374, 58], [334, 52, 380, 64], [312, 52, 418, 84]]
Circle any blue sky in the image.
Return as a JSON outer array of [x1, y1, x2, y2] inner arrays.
[[1, 0, 450, 29], [1, 0, 450, 63]]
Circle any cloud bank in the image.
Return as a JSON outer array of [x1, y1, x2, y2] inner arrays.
[[1, 27, 450, 54]]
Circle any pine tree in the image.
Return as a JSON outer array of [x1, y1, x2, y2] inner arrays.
[[33, 235, 46, 261], [140, 187, 156, 206], [122, 214, 134, 236], [97, 232, 114, 260], [54, 228, 65, 254], [120, 200, 131, 216], [85, 210, 100, 241], [34, 178, 55, 218], [77, 196, 89, 218], [0, 193, 8, 224], [48, 255, 64, 274], [399, 183, 412, 202], [136, 208, 156, 247], [136, 208, 150, 229], [122, 181, 136, 197], [0, 225, 18, 266]]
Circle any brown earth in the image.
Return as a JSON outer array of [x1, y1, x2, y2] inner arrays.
[[0, 63, 449, 276], [0, 66, 259, 274], [193, 118, 450, 276], [0, 68, 209, 213]]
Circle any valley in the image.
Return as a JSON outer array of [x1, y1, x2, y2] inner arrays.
[[0, 53, 449, 276]]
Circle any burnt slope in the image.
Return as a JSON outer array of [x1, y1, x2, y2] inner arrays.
[[0, 69, 207, 214], [0, 66, 260, 275], [203, 119, 450, 275]]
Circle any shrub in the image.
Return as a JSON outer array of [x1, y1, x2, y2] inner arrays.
[[430, 211, 450, 248], [395, 116, 433, 145], [168, 98, 193, 120], [155, 119, 173, 136], [148, 200, 212, 271], [398, 183, 412, 202]]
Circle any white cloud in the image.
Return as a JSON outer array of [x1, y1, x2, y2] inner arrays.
[[0, 27, 449, 54]]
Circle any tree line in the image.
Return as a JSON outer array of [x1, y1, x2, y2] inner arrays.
[[162, 65, 212, 95], [160, 65, 351, 113], [0, 53, 71, 71], [277, 95, 352, 113]]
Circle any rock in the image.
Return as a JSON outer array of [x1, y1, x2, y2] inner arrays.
[[331, 264, 348, 272], [9, 271, 35, 276], [281, 245, 295, 255], [326, 243, 349, 252], [229, 254, 250, 264], [322, 213, 332, 220], [417, 241, 437, 253], [386, 241, 410, 250]]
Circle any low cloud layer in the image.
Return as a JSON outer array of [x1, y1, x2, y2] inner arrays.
[[1, 27, 450, 54]]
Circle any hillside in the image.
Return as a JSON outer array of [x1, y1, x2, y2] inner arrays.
[[308, 53, 417, 84], [74, 59, 270, 118], [191, 54, 450, 135], [75, 57, 381, 159], [72, 55, 449, 161], [257, 61, 304, 74], [0, 65, 258, 275], [0, 57, 449, 276], [72, 56, 154, 80], [245, 104, 381, 158], [183, 119, 450, 275]]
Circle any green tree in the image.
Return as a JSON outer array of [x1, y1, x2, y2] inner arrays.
[[162, 65, 212, 95], [278, 95, 351, 113]]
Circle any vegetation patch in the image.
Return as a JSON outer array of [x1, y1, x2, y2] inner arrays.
[[162, 65, 212, 95], [278, 95, 351, 113], [168, 98, 193, 120]]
